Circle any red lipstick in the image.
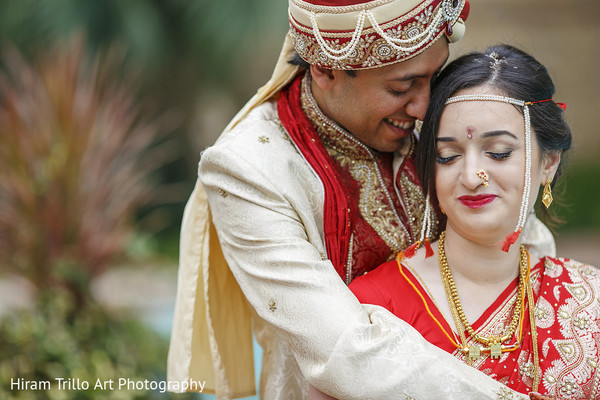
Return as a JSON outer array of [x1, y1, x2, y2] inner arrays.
[[458, 194, 497, 209]]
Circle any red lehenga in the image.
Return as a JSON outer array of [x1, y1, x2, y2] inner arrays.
[[350, 256, 600, 398]]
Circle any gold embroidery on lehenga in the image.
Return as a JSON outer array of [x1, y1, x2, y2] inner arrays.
[[542, 258, 600, 397], [559, 378, 577, 396], [534, 305, 550, 320], [572, 314, 590, 330], [519, 362, 535, 379], [534, 296, 555, 331], [565, 283, 588, 302], [555, 342, 577, 363]]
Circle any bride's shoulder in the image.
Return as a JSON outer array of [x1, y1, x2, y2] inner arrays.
[[541, 255, 597, 271], [539, 255, 600, 291]]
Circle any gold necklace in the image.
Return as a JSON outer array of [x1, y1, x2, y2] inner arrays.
[[438, 231, 527, 360]]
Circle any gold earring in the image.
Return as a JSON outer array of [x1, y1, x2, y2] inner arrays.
[[542, 178, 553, 208]]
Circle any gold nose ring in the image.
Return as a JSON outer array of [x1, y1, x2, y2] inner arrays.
[[476, 169, 489, 187]]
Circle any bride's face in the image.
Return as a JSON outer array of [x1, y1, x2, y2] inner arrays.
[[434, 85, 553, 246]]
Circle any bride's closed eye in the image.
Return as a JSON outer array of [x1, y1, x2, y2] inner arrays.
[[436, 153, 460, 164], [487, 150, 513, 160]]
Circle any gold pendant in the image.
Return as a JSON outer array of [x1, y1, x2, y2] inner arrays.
[[468, 345, 481, 360], [490, 342, 502, 359]]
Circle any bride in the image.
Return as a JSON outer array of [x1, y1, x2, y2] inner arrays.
[[346, 45, 599, 399]]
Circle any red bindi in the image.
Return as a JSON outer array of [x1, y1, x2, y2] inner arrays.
[[466, 126, 475, 139]]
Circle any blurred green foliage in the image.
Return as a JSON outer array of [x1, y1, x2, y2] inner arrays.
[[0, 0, 288, 84], [555, 160, 600, 234], [0, 287, 197, 400], [0, 0, 289, 260]]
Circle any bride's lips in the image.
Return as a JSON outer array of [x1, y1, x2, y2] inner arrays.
[[458, 194, 497, 209]]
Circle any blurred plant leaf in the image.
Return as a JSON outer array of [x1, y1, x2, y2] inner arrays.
[[0, 36, 168, 303], [0, 0, 290, 251]]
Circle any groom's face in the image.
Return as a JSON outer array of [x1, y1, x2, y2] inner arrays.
[[319, 38, 449, 153]]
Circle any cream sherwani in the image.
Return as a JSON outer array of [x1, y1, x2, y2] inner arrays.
[[167, 97, 536, 400]]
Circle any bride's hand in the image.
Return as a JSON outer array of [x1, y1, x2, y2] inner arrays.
[[529, 392, 558, 400]]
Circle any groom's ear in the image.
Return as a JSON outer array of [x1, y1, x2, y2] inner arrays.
[[310, 65, 337, 91]]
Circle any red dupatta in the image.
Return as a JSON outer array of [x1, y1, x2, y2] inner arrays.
[[277, 75, 351, 280]]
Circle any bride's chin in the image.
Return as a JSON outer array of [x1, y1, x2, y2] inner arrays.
[[446, 225, 509, 249]]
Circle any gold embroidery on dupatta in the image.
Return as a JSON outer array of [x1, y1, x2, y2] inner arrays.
[[398, 172, 437, 245], [299, 73, 414, 253]]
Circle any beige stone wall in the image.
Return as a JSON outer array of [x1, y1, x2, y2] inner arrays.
[[450, 0, 600, 161]]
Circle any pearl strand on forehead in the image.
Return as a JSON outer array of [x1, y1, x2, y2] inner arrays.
[[444, 94, 533, 252], [445, 93, 525, 108]]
